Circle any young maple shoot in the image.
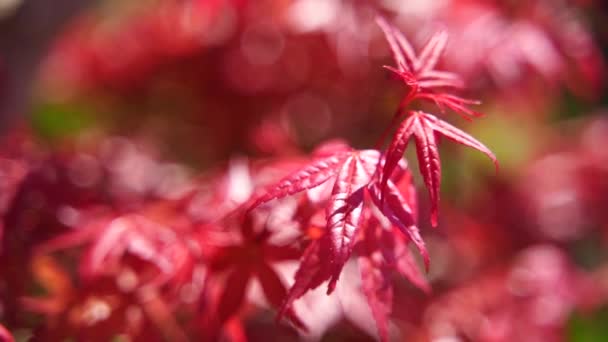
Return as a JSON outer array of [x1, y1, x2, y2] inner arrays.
[[244, 17, 498, 341], [376, 17, 498, 227]]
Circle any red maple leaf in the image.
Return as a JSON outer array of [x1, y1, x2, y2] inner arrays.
[[247, 142, 429, 277], [382, 111, 497, 227], [248, 144, 380, 292], [357, 218, 430, 342], [376, 17, 481, 120], [202, 212, 305, 336], [377, 18, 498, 227], [248, 142, 429, 341], [37, 213, 197, 288]]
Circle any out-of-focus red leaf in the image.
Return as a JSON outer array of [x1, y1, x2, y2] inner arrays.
[[358, 254, 393, 342], [263, 244, 302, 262], [355, 210, 427, 341], [0, 324, 14, 342], [278, 241, 330, 320], [38, 212, 197, 294], [138, 287, 189, 342], [80, 215, 175, 281], [223, 318, 247, 342], [205, 209, 306, 337], [256, 262, 306, 330], [380, 228, 430, 293], [216, 267, 251, 326]]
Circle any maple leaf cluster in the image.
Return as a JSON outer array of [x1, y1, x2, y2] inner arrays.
[[232, 17, 497, 340], [0, 15, 499, 340], [1, 1, 608, 341]]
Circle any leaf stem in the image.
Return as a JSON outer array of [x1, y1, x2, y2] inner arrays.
[[374, 86, 417, 150]]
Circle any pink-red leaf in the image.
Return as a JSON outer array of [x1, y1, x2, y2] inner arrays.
[[311, 139, 352, 157], [325, 154, 372, 293], [426, 114, 498, 171], [216, 267, 251, 325], [369, 180, 429, 270], [256, 263, 307, 330], [412, 116, 441, 227], [382, 111, 497, 227], [81, 216, 173, 279], [376, 17, 483, 120], [358, 255, 393, 342], [247, 153, 349, 211], [278, 241, 330, 320], [416, 30, 448, 74], [376, 17, 416, 72], [395, 166, 418, 223], [381, 115, 418, 195], [418, 70, 464, 89], [380, 228, 430, 293], [416, 93, 483, 120]]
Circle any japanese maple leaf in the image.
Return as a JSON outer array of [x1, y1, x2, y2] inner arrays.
[[247, 143, 381, 293], [382, 111, 497, 227], [277, 223, 428, 342], [247, 142, 430, 341], [357, 162, 430, 342], [376, 17, 482, 120], [36, 213, 198, 291], [203, 213, 305, 335], [248, 141, 429, 282], [357, 219, 430, 342], [269, 158, 428, 342]]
